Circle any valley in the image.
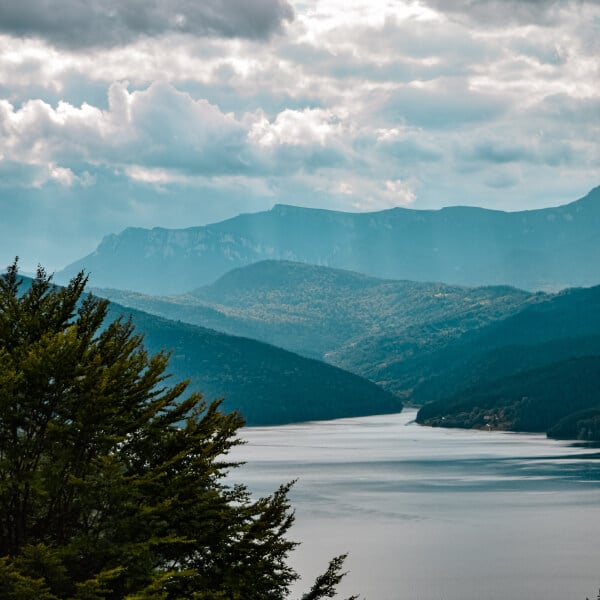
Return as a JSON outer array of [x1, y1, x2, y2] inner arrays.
[[52, 187, 600, 439], [4, 3, 600, 597]]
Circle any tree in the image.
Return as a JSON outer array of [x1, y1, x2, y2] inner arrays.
[[0, 260, 357, 600]]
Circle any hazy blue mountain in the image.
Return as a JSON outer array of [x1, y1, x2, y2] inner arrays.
[[58, 186, 600, 294], [93, 261, 537, 395]]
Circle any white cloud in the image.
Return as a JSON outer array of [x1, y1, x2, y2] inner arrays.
[[421, 0, 600, 27], [248, 108, 344, 146], [125, 166, 184, 185], [0, 81, 359, 189], [47, 164, 76, 186], [0, 82, 255, 180], [382, 178, 417, 205]]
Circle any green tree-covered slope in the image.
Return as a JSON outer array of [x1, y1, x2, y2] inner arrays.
[[109, 301, 402, 425], [414, 286, 600, 438], [408, 284, 600, 399], [416, 355, 600, 439], [16, 273, 402, 425], [94, 260, 537, 395], [413, 335, 600, 405], [94, 266, 600, 439], [361, 284, 600, 398]]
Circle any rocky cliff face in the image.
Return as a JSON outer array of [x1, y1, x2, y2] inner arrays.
[[57, 186, 600, 294]]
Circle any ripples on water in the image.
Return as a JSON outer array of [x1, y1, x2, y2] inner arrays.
[[230, 409, 600, 600]]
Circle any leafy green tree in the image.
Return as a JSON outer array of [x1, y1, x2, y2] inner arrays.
[[0, 260, 357, 600]]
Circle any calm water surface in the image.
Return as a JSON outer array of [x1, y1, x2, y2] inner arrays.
[[230, 409, 600, 600]]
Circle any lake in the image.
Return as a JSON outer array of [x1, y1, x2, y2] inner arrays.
[[230, 409, 600, 600]]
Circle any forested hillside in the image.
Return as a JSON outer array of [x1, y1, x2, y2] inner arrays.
[[417, 356, 600, 439], [15, 274, 402, 425], [414, 286, 600, 438], [92, 269, 600, 437], [95, 261, 537, 395], [104, 302, 403, 425]]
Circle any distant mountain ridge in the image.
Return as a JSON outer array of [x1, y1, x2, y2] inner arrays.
[[58, 186, 600, 294]]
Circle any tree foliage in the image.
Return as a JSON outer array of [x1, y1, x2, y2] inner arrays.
[[0, 260, 355, 599]]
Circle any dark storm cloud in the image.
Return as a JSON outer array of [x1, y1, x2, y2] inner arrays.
[[423, 0, 599, 26], [0, 0, 294, 48]]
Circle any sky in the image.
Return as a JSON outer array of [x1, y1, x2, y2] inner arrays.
[[0, 0, 599, 272]]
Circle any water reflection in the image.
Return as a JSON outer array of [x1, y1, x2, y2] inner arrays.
[[230, 410, 600, 600]]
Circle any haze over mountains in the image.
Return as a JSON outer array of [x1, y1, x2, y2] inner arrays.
[[51, 185, 600, 438], [58, 187, 600, 294], [93, 260, 600, 439]]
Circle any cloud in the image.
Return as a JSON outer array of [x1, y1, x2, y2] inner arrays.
[[0, 0, 294, 48], [378, 79, 508, 129], [422, 0, 599, 27], [463, 138, 579, 166], [249, 108, 344, 147], [381, 178, 417, 205], [0, 0, 599, 275], [373, 128, 443, 162], [0, 82, 356, 187], [484, 170, 520, 189], [464, 140, 536, 164], [0, 82, 253, 178], [0, 160, 44, 187], [538, 93, 600, 126]]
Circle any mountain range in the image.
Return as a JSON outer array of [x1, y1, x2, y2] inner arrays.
[[48, 185, 600, 438], [92, 260, 538, 395], [93, 262, 600, 439], [58, 186, 600, 294]]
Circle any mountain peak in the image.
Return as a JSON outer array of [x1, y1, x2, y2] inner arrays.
[[57, 187, 600, 294]]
